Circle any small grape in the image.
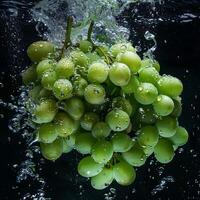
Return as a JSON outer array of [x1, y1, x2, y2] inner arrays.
[[38, 88, 52, 100], [28, 85, 42, 102], [117, 51, 141, 73], [157, 75, 183, 97], [36, 59, 54, 78], [78, 156, 104, 178], [141, 58, 160, 72], [71, 50, 88, 67], [92, 122, 111, 138], [134, 82, 158, 105], [64, 97, 85, 120], [27, 41, 55, 62], [84, 84, 106, 104], [106, 109, 130, 132], [63, 138, 73, 153], [153, 95, 174, 116], [38, 123, 58, 143], [73, 77, 88, 96], [113, 159, 136, 186], [136, 105, 157, 124], [53, 79, 73, 100], [40, 138, 63, 161], [32, 99, 57, 124], [111, 132, 133, 153], [171, 97, 182, 117], [137, 125, 159, 148], [112, 97, 133, 116], [121, 75, 139, 94], [91, 167, 113, 190], [86, 52, 101, 64], [154, 138, 174, 164], [91, 140, 113, 164], [122, 142, 146, 167], [138, 66, 160, 85], [169, 126, 188, 146], [55, 58, 75, 79], [87, 62, 109, 83], [109, 62, 131, 86], [80, 112, 99, 131], [54, 112, 77, 137], [21, 65, 37, 85], [156, 116, 178, 137], [75, 132, 95, 154], [110, 43, 135, 57], [65, 133, 76, 148], [41, 70, 57, 90], [79, 40, 93, 53]]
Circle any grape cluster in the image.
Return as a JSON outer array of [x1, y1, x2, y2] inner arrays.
[[22, 36, 188, 190]]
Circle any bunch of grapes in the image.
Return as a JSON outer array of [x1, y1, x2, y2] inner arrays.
[[21, 19, 188, 190]]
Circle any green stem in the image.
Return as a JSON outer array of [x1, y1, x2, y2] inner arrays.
[[59, 16, 73, 59], [87, 21, 94, 42]]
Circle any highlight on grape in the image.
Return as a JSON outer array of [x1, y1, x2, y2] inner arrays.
[[21, 17, 188, 190]]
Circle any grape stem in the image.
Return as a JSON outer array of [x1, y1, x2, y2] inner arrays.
[[59, 16, 73, 59], [87, 20, 94, 43]]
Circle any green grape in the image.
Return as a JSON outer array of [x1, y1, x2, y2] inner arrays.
[[75, 132, 95, 154], [32, 99, 57, 124], [27, 41, 55, 62], [157, 75, 183, 97], [79, 40, 93, 53], [38, 123, 58, 143], [63, 138, 73, 153], [138, 66, 160, 85], [73, 77, 88, 96], [106, 109, 130, 132], [121, 75, 139, 94], [55, 58, 75, 79], [137, 125, 159, 148], [91, 167, 113, 190], [21, 65, 37, 85], [141, 58, 160, 72], [80, 112, 99, 131], [109, 62, 131, 86], [40, 138, 63, 161], [71, 50, 88, 67], [117, 51, 141, 73], [38, 88, 53, 100], [110, 42, 135, 57], [78, 156, 104, 178], [126, 122, 133, 134], [86, 52, 101, 64], [84, 84, 106, 104], [53, 79, 73, 100], [134, 82, 158, 105], [113, 159, 136, 186], [156, 116, 178, 138], [170, 126, 189, 146], [64, 97, 85, 120], [92, 122, 111, 138], [91, 140, 113, 164], [142, 145, 154, 157], [54, 112, 77, 137], [112, 97, 133, 116], [41, 70, 57, 90], [153, 95, 174, 116], [122, 142, 146, 166], [136, 105, 157, 124], [36, 59, 54, 78], [65, 133, 76, 148], [154, 138, 174, 164], [29, 85, 42, 102], [87, 62, 109, 83], [111, 132, 133, 153], [171, 97, 182, 117]]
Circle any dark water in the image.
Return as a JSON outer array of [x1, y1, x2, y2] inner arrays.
[[0, 0, 200, 200]]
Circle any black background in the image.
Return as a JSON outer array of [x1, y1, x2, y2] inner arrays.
[[0, 0, 200, 200]]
